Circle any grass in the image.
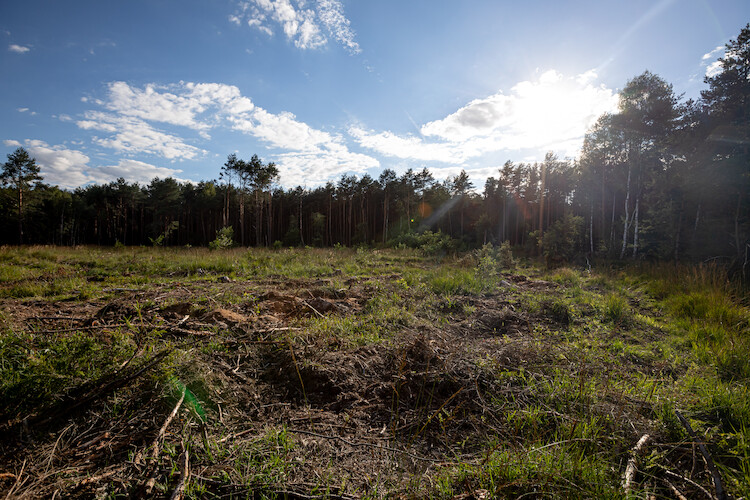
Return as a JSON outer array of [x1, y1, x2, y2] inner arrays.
[[0, 246, 749, 498]]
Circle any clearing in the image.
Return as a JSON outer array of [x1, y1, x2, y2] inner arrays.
[[0, 246, 748, 499]]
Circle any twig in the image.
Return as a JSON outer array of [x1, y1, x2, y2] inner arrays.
[[4, 459, 26, 500], [287, 428, 448, 463], [623, 433, 651, 494], [218, 428, 256, 443], [410, 387, 463, 445], [302, 300, 325, 318], [31, 348, 172, 429], [656, 466, 715, 500], [27, 324, 118, 334], [664, 479, 689, 500], [140, 386, 186, 467], [287, 338, 307, 404], [675, 410, 727, 500], [29, 316, 86, 322], [45, 423, 74, 473], [170, 444, 189, 500], [144, 387, 186, 494]]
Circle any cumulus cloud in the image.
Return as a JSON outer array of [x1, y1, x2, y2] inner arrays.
[[78, 112, 204, 160], [701, 45, 725, 78], [8, 44, 30, 53], [351, 70, 619, 163], [232, 0, 359, 53], [77, 81, 378, 187], [9, 139, 186, 188]]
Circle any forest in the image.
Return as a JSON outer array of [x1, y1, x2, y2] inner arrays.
[[2, 27, 748, 275]]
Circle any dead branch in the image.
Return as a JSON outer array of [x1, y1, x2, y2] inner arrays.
[[664, 479, 689, 500], [169, 444, 189, 500], [655, 466, 715, 500], [4, 459, 26, 500], [133, 388, 187, 463], [675, 410, 727, 500], [151, 387, 186, 461], [45, 423, 74, 473], [34, 348, 172, 429], [623, 433, 651, 494], [28, 316, 86, 322], [302, 300, 325, 318], [287, 428, 449, 463]]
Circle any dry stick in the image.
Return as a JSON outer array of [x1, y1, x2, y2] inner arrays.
[[664, 479, 689, 500], [287, 428, 447, 464], [675, 410, 727, 500], [33, 348, 172, 429], [409, 387, 463, 446], [152, 387, 187, 460], [302, 300, 325, 318], [27, 324, 115, 334], [45, 423, 74, 473], [169, 444, 189, 500], [286, 336, 307, 404], [622, 433, 651, 494], [657, 466, 715, 500], [144, 387, 187, 495], [4, 459, 26, 500]]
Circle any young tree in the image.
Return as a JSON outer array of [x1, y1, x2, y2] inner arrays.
[[1, 147, 42, 244]]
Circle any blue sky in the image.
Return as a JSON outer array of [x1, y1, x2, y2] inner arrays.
[[1, 0, 747, 190]]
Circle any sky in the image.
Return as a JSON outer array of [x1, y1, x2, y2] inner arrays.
[[1, 0, 748, 191]]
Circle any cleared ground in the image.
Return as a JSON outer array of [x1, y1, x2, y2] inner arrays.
[[0, 246, 748, 499]]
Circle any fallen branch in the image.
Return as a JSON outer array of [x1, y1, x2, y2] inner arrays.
[[287, 428, 448, 464], [152, 387, 187, 461], [4, 459, 26, 500], [170, 444, 189, 500], [302, 300, 325, 318], [675, 410, 727, 500], [664, 479, 689, 500], [655, 466, 715, 500], [144, 387, 186, 494], [622, 433, 651, 494], [8, 348, 172, 435]]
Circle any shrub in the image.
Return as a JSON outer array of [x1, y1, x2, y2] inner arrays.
[[539, 214, 584, 266], [209, 226, 235, 250]]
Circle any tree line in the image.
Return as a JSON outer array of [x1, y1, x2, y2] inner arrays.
[[2, 26, 748, 272]]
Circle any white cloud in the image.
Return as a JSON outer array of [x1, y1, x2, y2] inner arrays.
[[8, 44, 30, 53], [349, 127, 468, 163], [352, 70, 619, 163], [317, 0, 360, 54], [701, 45, 725, 78], [275, 149, 378, 186], [705, 60, 723, 78], [92, 159, 187, 185], [232, 0, 359, 53], [77, 80, 378, 187], [702, 45, 724, 61], [78, 112, 204, 160], [12, 139, 186, 188]]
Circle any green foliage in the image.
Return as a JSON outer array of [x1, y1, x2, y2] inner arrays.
[[602, 293, 630, 324], [149, 220, 180, 247], [539, 214, 583, 266], [497, 240, 515, 269], [209, 226, 236, 250]]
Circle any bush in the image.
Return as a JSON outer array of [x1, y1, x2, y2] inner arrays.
[[209, 226, 235, 250], [539, 214, 583, 266], [390, 230, 458, 256]]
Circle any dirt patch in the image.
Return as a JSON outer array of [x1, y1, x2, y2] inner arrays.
[[0, 270, 703, 499]]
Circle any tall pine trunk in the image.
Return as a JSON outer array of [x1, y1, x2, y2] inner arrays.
[[620, 165, 632, 259]]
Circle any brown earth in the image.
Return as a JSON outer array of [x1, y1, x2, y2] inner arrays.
[[0, 273, 668, 498]]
